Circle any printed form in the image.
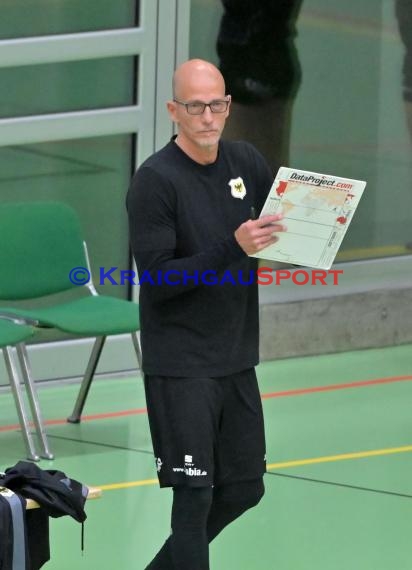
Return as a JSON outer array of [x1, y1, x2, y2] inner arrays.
[[251, 167, 366, 269]]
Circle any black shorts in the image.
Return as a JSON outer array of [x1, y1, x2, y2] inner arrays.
[[144, 368, 266, 488]]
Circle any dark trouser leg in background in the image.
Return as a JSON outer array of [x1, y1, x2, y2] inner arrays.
[[145, 478, 264, 569]]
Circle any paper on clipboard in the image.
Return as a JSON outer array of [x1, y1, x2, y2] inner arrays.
[[250, 166, 366, 270]]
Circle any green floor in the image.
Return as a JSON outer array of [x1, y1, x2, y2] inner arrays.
[[1, 344, 412, 569]]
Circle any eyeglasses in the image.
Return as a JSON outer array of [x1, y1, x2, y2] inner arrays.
[[173, 98, 230, 115]]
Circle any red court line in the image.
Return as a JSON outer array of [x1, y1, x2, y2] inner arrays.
[[0, 423, 21, 433], [261, 374, 412, 400], [0, 407, 148, 433], [1, 375, 412, 433]]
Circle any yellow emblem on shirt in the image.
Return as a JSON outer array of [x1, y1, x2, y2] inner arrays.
[[228, 177, 246, 200]]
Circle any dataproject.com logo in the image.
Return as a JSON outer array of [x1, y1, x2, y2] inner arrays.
[[68, 267, 343, 286]]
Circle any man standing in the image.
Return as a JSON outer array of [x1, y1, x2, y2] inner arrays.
[[127, 59, 285, 569]]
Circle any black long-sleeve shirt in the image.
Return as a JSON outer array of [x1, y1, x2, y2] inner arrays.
[[126, 139, 274, 377]]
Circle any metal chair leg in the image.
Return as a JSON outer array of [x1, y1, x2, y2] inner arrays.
[[131, 331, 142, 370], [67, 336, 106, 424], [3, 347, 40, 462], [16, 343, 54, 460]]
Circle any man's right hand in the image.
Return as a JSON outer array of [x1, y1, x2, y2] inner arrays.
[[234, 214, 286, 255]]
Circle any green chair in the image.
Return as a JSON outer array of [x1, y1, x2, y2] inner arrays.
[[0, 317, 52, 461], [0, 202, 142, 452]]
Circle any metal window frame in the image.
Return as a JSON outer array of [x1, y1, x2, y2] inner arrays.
[[0, 0, 191, 166], [0, 0, 190, 381]]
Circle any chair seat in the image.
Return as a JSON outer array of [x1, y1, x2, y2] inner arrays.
[[0, 319, 33, 347], [0, 296, 139, 336]]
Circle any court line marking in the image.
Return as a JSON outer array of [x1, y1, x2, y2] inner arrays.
[[99, 479, 158, 491], [96, 444, 412, 493], [45, 433, 153, 454], [267, 472, 412, 500], [267, 445, 412, 470], [0, 407, 148, 432], [260, 374, 412, 400], [1, 374, 412, 433]]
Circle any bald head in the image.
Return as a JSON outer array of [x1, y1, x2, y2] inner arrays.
[[172, 59, 226, 100], [167, 59, 230, 163]]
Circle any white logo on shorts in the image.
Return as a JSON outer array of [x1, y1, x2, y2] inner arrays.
[[156, 457, 163, 472], [172, 454, 208, 477]]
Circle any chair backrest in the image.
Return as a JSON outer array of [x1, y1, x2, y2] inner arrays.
[[0, 202, 88, 300]]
